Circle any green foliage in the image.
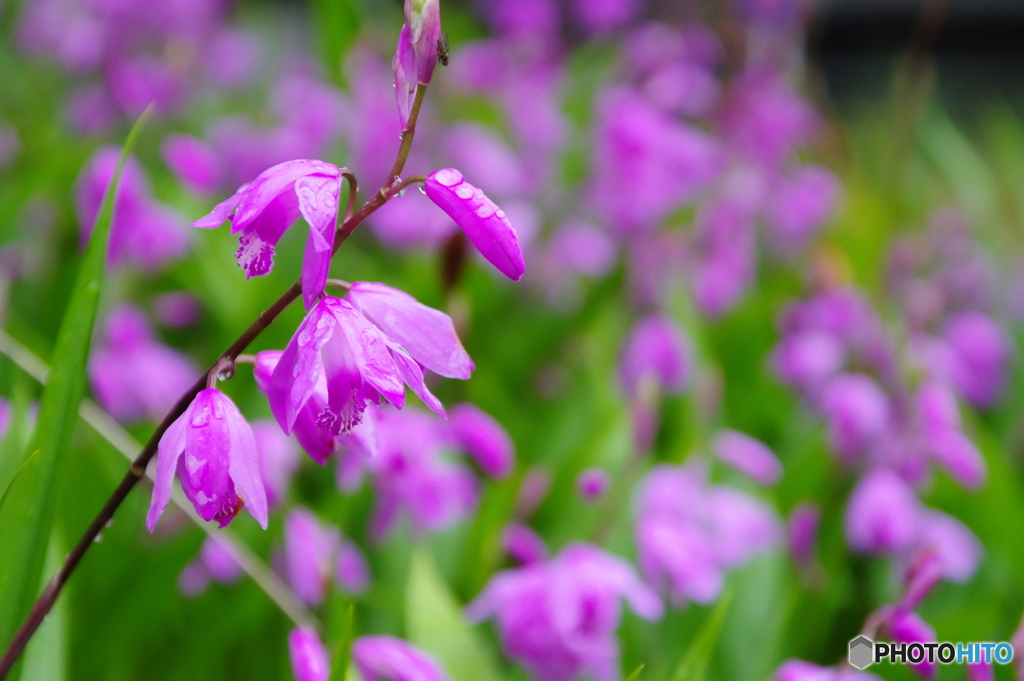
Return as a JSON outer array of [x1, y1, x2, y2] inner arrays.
[[0, 110, 150, 674], [328, 604, 355, 681], [672, 591, 732, 681], [405, 548, 504, 681]]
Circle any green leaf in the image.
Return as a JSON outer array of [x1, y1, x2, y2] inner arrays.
[[0, 109, 151, 665], [327, 604, 355, 681], [673, 591, 733, 681], [0, 380, 35, 497], [405, 548, 503, 681], [625, 663, 645, 681], [0, 450, 39, 518]]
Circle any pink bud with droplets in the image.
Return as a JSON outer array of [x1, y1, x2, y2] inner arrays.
[[424, 168, 525, 281]]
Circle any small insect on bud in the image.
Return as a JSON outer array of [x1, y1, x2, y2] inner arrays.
[[437, 31, 450, 66]]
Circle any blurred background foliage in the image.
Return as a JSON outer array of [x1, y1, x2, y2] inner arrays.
[[1, 0, 1024, 680]]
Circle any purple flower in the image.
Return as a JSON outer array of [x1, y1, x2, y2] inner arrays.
[[177, 536, 242, 597], [771, 660, 882, 681], [712, 429, 782, 485], [819, 373, 890, 461], [466, 543, 662, 681], [284, 508, 339, 607], [153, 292, 202, 327], [844, 469, 919, 554], [191, 159, 343, 309], [161, 134, 223, 194], [268, 289, 470, 438], [444, 124, 528, 199], [177, 560, 211, 597], [254, 351, 338, 464], [353, 636, 450, 681], [571, 0, 641, 35], [889, 610, 937, 679], [765, 166, 841, 247], [546, 221, 616, 279], [635, 464, 779, 607], [424, 168, 526, 281], [89, 305, 199, 423], [336, 540, 371, 594], [927, 429, 986, 490], [363, 408, 479, 540], [941, 311, 1010, 408], [967, 662, 994, 681], [448, 403, 514, 478], [289, 627, 331, 681], [67, 85, 117, 136], [786, 502, 820, 564], [345, 282, 474, 381], [619, 314, 692, 452], [591, 86, 721, 235], [721, 70, 818, 169], [147, 388, 268, 531], [913, 510, 982, 583], [200, 536, 242, 583], [107, 56, 188, 117], [501, 522, 548, 565], [577, 468, 610, 501], [771, 330, 845, 391], [76, 147, 190, 271], [619, 315, 692, 396]]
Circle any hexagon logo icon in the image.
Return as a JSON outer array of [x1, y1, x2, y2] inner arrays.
[[849, 636, 874, 669]]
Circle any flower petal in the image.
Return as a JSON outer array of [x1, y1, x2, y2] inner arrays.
[[230, 159, 339, 233], [146, 401, 191, 532], [222, 394, 268, 529], [347, 282, 474, 379], [191, 192, 239, 229], [269, 302, 336, 433], [327, 298, 406, 407], [390, 343, 446, 417]]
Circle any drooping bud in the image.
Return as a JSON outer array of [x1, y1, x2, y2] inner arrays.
[[424, 168, 525, 280]]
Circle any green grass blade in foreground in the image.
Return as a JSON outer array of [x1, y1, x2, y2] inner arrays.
[[0, 108, 152, 660], [405, 548, 503, 681], [327, 604, 355, 681], [672, 591, 733, 681], [625, 664, 645, 681]]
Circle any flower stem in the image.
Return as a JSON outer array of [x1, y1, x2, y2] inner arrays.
[[0, 81, 432, 679], [0, 329, 317, 630]]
